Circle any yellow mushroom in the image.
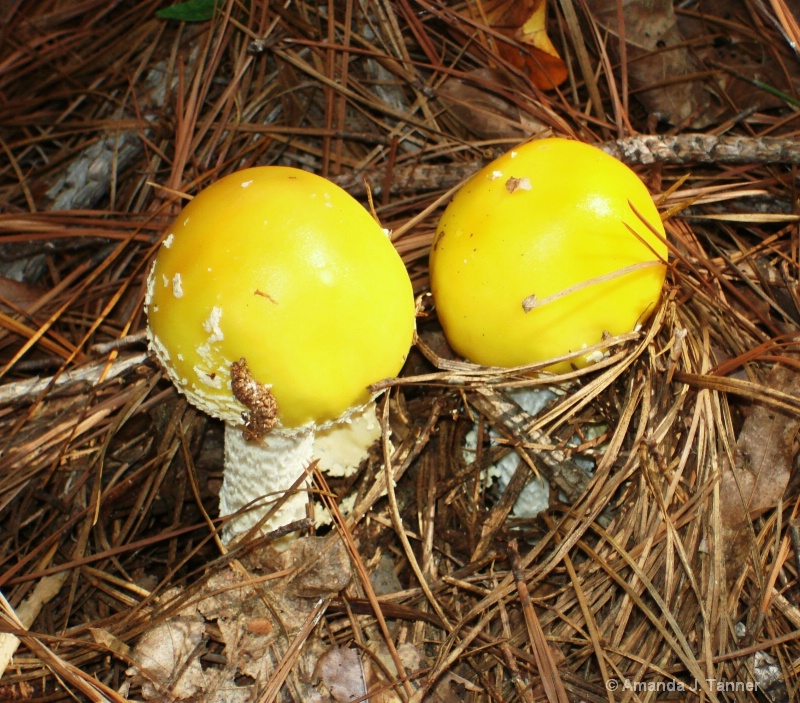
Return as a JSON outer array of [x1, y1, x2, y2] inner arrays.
[[146, 166, 415, 541], [429, 138, 667, 372]]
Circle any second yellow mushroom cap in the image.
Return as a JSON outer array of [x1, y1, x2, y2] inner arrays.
[[429, 138, 667, 372]]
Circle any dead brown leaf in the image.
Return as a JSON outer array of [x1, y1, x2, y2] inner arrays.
[[437, 68, 545, 141], [720, 363, 800, 580], [473, 0, 568, 89], [590, 0, 711, 125], [125, 589, 208, 701], [265, 534, 353, 598], [125, 536, 353, 701], [314, 642, 425, 703], [681, 0, 800, 116], [314, 647, 371, 703], [0, 275, 45, 310]]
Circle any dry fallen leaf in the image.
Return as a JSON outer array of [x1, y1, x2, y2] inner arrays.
[[473, 0, 567, 89], [516, 0, 562, 58], [314, 646, 369, 703], [276, 534, 352, 598], [126, 535, 353, 701], [313, 641, 433, 702], [125, 589, 207, 701], [437, 68, 545, 141], [720, 363, 800, 580], [0, 275, 45, 310], [590, 0, 710, 125]]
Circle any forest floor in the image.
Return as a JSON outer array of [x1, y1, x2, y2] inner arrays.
[[1, 1, 800, 701]]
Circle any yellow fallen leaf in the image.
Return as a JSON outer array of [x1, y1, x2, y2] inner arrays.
[[475, 0, 567, 89], [517, 0, 561, 58]]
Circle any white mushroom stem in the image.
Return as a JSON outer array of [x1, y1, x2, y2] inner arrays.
[[218, 402, 382, 544], [219, 423, 315, 542]]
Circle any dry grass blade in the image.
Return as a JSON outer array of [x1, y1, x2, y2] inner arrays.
[[676, 371, 800, 414], [521, 260, 665, 313], [508, 539, 570, 703], [256, 597, 330, 703], [765, 0, 800, 53], [316, 464, 414, 701]]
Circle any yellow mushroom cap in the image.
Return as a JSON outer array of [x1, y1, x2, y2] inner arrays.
[[429, 138, 667, 372], [146, 166, 415, 428]]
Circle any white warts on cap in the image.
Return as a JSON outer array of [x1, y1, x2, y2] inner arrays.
[[144, 261, 157, 308], [202, 306, 224, 343], [194, 360, 225, 389], [163, 233, 174, 248], [194, 307, 226, 390], [172, 273, 184, 298], [241, 180, 253, 188]]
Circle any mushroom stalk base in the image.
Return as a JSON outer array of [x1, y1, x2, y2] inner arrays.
[[219, 423, 314, 543]]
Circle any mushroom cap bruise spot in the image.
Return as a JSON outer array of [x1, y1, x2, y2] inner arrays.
[[145, 166, 416, 428]]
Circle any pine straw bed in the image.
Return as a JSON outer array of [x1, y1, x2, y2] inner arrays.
[[1, 1, 800, 701]]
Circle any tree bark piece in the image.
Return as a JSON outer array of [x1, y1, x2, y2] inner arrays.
[[600, 133, 800, 165]]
